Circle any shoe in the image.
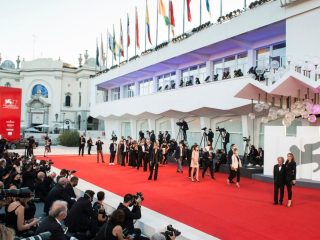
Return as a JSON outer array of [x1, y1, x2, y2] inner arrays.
[[196, 179, 200, 182], [279, 201, 283, 205], [148, 178, 151, 180], [287, 200, 292, 208], [227, 179, 230, 185], [247, 163, 252, 167], [273, 202, 278, 205], [236, 183, 240, 188], [212, 177, 216, 180], [102, 161, 105, 163]]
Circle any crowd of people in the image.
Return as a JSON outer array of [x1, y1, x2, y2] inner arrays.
[[0, 148, 178, 240]]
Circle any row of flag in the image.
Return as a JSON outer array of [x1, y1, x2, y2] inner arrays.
[[96, 0, 213, 67]]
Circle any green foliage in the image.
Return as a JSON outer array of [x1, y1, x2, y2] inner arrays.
[[58, 130, 79, 147]]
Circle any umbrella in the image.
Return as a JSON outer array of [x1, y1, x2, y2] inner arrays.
[[24, 127, 40, 132]]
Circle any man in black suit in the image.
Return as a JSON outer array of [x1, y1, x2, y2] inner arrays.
[[175, 142, 186, 173], [36, 200, 68, 240], [164, 131, 171, 143], [109, 140, 117, 165], [207, 129, 214, 144], [65, 190, 98, 237], [222, 130, 230, 154], [145, 140, 153, 171], [65, 176, 78, 200], [96, 137, 104, 163], [148, 143, 162, 181], [117, 194, 149, 240], [44, 177, 74, 214], [273, 157, 286, 205], [78, 135, 86, 156], [158, 131, 164, 146], [150, 130, 156, 143]]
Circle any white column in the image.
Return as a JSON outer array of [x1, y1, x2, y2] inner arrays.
[[119, 85, 124, 99], [206, 60, 213, 81], [200, 117, 211, 129], [247, 49, 255, 68], [175, 69, 181, 88], [170, 118, 178, 139], [134, 81, 140, 97], [130, 119, 137, 139], [152, 76, 157, 93], [241, 115, 249, 153], [148, 118, 156, 131], [107, 89, 112, 102]]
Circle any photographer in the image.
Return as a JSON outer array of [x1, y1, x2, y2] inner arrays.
[[5, 188, 39, 237], [65, 190, 98, 238], [151, 225, 180, 240], [207, 129, 214, 144], [117, 193, 149, 240], [35, 171, 48, 202], [151, 233, 176, 240], [35, 200, 68, 240], [93, 191, 108, 227]]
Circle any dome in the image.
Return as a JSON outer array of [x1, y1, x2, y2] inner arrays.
[[86, 58, 96, 67], [1, 60, 16, 70]]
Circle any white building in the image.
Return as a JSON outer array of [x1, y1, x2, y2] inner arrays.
[[0, 54, 104, 134], [91, 0, 320, 150]]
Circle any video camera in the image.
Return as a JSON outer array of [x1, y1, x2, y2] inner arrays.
[[0, 187, 32, 201], [201, 127, 207, 131], [19, 232, 51, 240], [162, 225, 181, 240], [216, 127, 226, 132], [176, 122, 183, 127], [243, 136, 251, 142], [129, 192, 144, 207]]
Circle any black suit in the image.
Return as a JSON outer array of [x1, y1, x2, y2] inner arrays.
[[79, 137, 86, 156], [65, 197, 98, 234], [165, 133, 171, 143], [207, 131, 214, 143], [285, 160, 296, 200], [117, 203, 141, 236], [35, 216, 67, 240], [44, 184, 74, 214], [109, 143, 117, 163], [273, 164, 286, 204], [150, 133, 156, 143], [148, 149, 162, 180]]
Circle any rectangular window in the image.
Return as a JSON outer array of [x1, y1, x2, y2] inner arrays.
[[237, 52, 248, 74], [213, 60, 223, 80], [256, 46, 270, 68], [123, 83, 135, 98], [111, 87, 120, 101], [224, 56, 236, 75], [78, 93, 81, 107], [139, 79, 154, 96], [157, 72, 175, 91], [272, 42, 286, 67]]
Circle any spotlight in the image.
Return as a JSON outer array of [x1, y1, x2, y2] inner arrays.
[[171, 82, 176, 89], [158, 86, 162, 91], [195, 78, 200, 84], [213, 74, 219, 81], [179, 80, 184, 87], [204, 76, 210, 82], [164, 84, 169, 90]]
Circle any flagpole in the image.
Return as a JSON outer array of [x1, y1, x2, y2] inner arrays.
[[112, 25, 114, 67], [183, 0, 185, 34], [244, 0, 247, 9], [200, 0, 202, 26], [156, 0, 159, 47], [220, 0, 222, 17], [168, 0, 170, 42], [127, 14, 129, 62], [145, 0, 147, 52], [106, 33, 108, 69], [135, 7, 137, 56], [95, 38, 97, 73]]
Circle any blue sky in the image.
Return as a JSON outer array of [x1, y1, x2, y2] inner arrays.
[[0, 0, 252, 66]]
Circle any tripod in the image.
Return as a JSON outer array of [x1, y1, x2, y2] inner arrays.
[[213, 132, 222, 151], [199, 131, 208, 149], [243, 140, 251, 167], [176, 127, 183, 143]]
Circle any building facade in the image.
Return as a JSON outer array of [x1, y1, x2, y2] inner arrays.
[[0, 57, 104, 134], [90, 0, 320, 153]]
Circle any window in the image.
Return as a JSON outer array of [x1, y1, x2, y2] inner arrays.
[[157, 72, 175, 91], [256, 42, 286, 69], [272, 42, 286, 67], [237, 52, 248, 74], [139, 79, 154, 96], [256, 47, 270, 68], [78, 93, 81, 107], [213, 60, 223, 80], [181, 63, 206, 86], [111, 87, 120, 101], [65, 95, 71, 107], [123, 83, 135, 98]]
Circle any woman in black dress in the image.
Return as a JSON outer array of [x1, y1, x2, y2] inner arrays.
[[285, 152, 296, 207]]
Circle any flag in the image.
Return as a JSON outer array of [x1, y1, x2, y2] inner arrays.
[[120, 19, 124, 57], [112, 25, 117, 60], [100, 33, 105, 65], [159, 0, 170, 25], [169, 0, 175, 36], [107, 30, 113, 51], [206, 0, 211, 16], [187, 0, 192, 22], [127, 13, 130, 47], [96, 39, 100, 67], [146, 0, 152, 44], [135, 7, 140, 49]]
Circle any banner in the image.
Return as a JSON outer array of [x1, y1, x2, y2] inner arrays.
[[0, 87, 22, 141]]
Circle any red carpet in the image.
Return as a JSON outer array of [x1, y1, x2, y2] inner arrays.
[[40, 154, 320, 239]]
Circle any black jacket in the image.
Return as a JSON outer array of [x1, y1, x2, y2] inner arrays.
[[109, 143, 117, 153], [65, 197, 97, 233], [285, 160, 296, 182], [79, 137, 86, 146], [273, 164, 286, 185], [35, 216, 67, 240], [35, 179, 48, 202], [65, 183, 76, 199], [175, 146, 186, 159], [44, 184, 74, 214], [117, 203, 141, 233], [150, 149, 162, 165]]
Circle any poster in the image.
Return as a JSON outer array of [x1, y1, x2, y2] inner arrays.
[[0, 86, 22, 141]]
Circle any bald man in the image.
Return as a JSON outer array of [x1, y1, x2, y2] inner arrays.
[[44, 177, 75, 214], [36, 200, 68, 240]]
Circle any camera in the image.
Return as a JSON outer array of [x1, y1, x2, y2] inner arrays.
[[176, 122, 183, 127], [243, 136, 251, 142], [130, 192, 144, 206], [216, 127, 226, 132], [201, 127, 207, 131], [19, 232, 51, 240], [162, 225, 181, 240], [0, 187, 32, 201]]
